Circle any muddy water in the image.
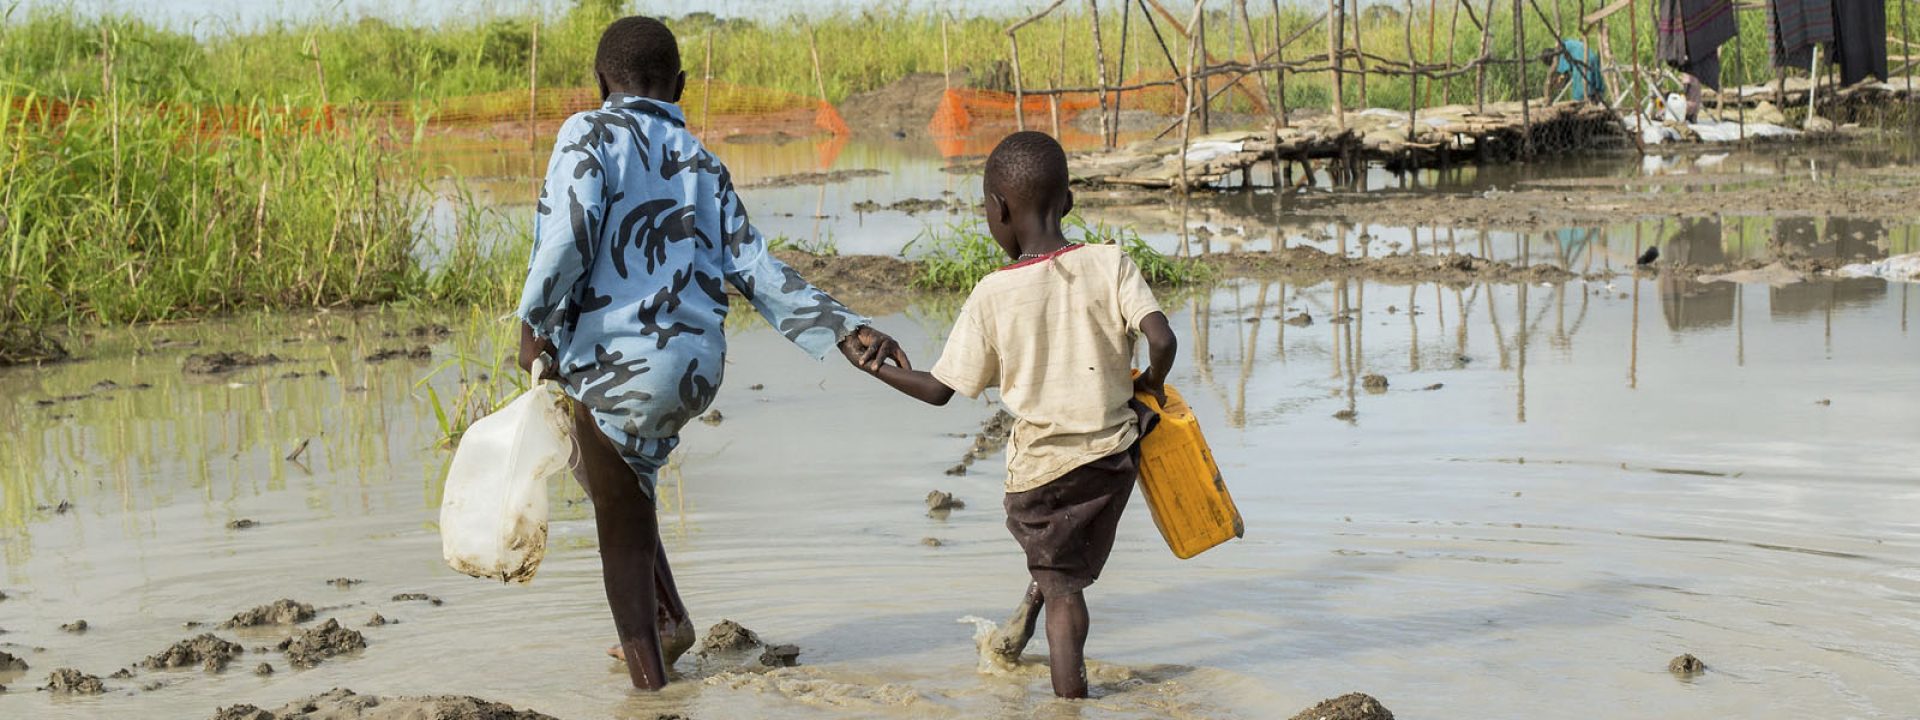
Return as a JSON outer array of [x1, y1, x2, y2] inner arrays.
[[3, 272, 1917, 718]]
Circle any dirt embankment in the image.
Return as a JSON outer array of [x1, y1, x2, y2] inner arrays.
[[774, 245, 1578, 301], [1291, 168, 1920, 229], [212, 688, 554, 720], [839, 73, 956, 139]]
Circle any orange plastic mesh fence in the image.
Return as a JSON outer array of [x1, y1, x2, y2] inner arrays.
[[929, 71, 1270, 136], [372, 80, 848, 138]]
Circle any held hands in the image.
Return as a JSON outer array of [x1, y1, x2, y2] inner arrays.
[[838, 325, 912, 374]]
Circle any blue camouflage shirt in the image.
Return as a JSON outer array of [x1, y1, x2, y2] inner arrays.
[[516, 94, 868, 492]]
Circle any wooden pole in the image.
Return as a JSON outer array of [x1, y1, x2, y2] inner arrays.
[[941, 13, 952, 92], [808, 23, 831, 118], [1426, 0, 1439, 107], [307, 35, 330, 109], [1237, 0, 1280, 132], [1404, 0, 1418, 140], [1329, 0, 1346, 129], [1052, 11, 1067, 136], [1516, 0, 1531, 157], [1008, 1, 1074, 134], [1090, 0, 1115, 148], [1011, 32, 1027, 130], [1444, 0, 1463, 106], [1477, 0, 1495, 113], [1348, 0, 1368, 108], [1273, 0, 1288, 128], [1141, 0, 1192, 112], [702, 28, 714, 139], [1116, 0, 1134, 138], [1198, 0, 1211, 134], [1904, 0, 1915, 132], [529, 16, 539, 162], [1179, 0, 1205, 192]]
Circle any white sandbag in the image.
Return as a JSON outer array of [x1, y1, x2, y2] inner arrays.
[[439, 359, 573, 583], [1837, 253, 1920, 282]]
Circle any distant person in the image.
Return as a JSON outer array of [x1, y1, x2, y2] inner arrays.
[[850, 131, 1178, 698], [1541, 38, 1606, 103], [514, 16, 907, 690]]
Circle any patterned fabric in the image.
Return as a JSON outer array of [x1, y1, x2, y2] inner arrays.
[[1657, 0, 1737, 89], [516, 94, 869, 496], [1767, 0, 1835, 69]]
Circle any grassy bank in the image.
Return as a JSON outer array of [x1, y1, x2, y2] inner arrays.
[[908, 216, 1210, 291], [0, 89, 521, 363], [8, 3, 1916, 113]]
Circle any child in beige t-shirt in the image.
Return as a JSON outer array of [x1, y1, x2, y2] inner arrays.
[[848, 132, 1178, 699]]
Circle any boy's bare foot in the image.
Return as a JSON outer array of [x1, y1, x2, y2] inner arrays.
[[986, 584, 1044, 661], [606, 618, 698, 666]]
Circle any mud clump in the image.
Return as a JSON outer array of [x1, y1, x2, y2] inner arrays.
[[920, 537, 945, 548], [949, 409, 1016, 473], [184, 352, 283, 374], [44, 668, 106, 695], [408, 324, 453, 340], [926, 490, 965, 518], [142, 633, 245, 672], [742, 168, 886, 189], [1285, 312, 1314, 326], [1361, 374, 1389, 392], [758, 644, 801, 668], [1668, 653, 1707, 676], [364, 346, 432, 363], [1288, 692, 1395, 720], [700, 620, 761, 654], [226, 519, 258, 530], [391, 592, 443, 606], [365, 613, 389, 627], [254, 663, 274, 676], [327, 577, 363, 588], [221, 599, 314, 629], [60, 619, 88, 633], [0, 651, 27, 672], [1333, 409, 1358, 421], [210, 688, 557, 720], [277, 618, 366, 668], [699, 409, 724, 426]]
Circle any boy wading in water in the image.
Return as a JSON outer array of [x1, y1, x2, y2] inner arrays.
[[515, 17, 905, 690], [849, 132, 1177, 698]]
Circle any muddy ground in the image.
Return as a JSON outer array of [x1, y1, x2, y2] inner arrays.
[[1282, 162, 1920, 230]]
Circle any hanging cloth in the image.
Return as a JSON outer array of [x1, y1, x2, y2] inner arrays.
[[1831, 1, 1888, 85], [1656, 0, 1738, 89], [1767, 0, 1835, 69]]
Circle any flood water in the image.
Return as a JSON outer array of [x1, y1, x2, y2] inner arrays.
[[4, 269, 1918, 718]]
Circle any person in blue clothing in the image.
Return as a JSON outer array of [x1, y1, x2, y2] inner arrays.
[[1541, 38, 1607, 103], [513, 16, 908, 690]]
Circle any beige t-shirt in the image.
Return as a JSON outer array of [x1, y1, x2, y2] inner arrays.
[[931, 243, 1163, 493]]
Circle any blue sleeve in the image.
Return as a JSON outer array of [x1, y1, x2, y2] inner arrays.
[[714, 163, 869, 359], [516, 115, 603, 341]]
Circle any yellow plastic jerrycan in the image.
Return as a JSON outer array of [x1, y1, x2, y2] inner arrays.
[[1133, 382, 1244, 559]]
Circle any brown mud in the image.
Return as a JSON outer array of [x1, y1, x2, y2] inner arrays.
[[184, 352, 284, 374], [852, 196, 975, 215], [221, 600, 315, 629], [1668, 653, 1707, 676], [699, 620, 762, 655], [60, 620, 88, 633], [0, 650, 27, 672], [838, 73, 955, 139], [0, 325, 69, 366], [141, 633, 245, 672], [1289, 166, 1920, 230], [277, 619, 366, 669], [390, 592, 443, 606], [742, 169, 887, 189], [44, 668, 106, 695], [211, 688, 555, 720], [925, 490, 965, 518], [1288, 692, 1396, 720]]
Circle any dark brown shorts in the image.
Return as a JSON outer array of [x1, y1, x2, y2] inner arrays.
[[1004, 448, 1139, 599]]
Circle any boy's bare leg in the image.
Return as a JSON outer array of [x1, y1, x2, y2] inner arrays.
[[572, 405, 669, 690], [987, 582, 1045, 660], [1043, 589, 1091, 698], [605, 545, 696, 665]]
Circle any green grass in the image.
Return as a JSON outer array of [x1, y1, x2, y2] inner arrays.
[[0, 86, 521, 355], [907, 216, 1207, 291], [8, 3, 1913, 113]]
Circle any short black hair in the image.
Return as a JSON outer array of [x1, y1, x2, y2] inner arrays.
[[595, 16, 681, 90], [985, 131, 1069, 207]]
